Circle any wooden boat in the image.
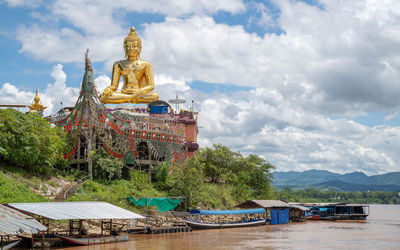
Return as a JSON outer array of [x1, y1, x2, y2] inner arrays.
[[308, 215, 321, 220], [186, 208, 267, 230], [57, 233, 128, 246], [186, 219, 266, 229]]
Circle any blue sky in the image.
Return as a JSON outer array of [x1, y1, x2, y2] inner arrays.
[[1, 0, 400, 175]]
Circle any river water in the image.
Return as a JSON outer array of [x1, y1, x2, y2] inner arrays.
[[65, 205, 400, 249]]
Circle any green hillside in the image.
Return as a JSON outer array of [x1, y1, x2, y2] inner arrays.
[[0, 171, 48, 203]]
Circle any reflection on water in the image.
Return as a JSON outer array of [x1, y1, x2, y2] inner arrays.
[[60, 205, 400, 249]]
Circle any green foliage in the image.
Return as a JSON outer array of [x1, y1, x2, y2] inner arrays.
[[0, 172, 48, 203], [0, 109, 68, 172], [196, 184, 237, 209], [165, 157, 204, 209], [92, 147, 124, 180], [197, 145, 275, 199], [69, 171, 166, 212], [153, 161, 170, 190]]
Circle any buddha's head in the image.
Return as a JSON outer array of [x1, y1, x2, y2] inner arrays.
[[124, 26, 142, 59]]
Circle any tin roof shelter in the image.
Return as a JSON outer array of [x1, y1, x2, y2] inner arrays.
[[0, 204, 47, 236], [8, 201, 145, 238], [235, 200, 290, 209], [8, 201, 145, 220]]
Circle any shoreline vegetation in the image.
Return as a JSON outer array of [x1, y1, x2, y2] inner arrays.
[[0, 108, 399, 211]]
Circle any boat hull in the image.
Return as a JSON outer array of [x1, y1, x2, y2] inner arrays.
[[57, 233, 128, 246], [186, 220, 266, 229], [2, 240, 21, 250]]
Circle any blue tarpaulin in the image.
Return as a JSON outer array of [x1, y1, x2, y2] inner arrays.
[[189, 208, 266, 215]]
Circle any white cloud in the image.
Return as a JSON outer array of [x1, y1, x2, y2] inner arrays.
[[0, 83, 34, 113], [94, 75, 111, 94], [0, 64, 80, 115], [195, 90, 398, 175], [384, 112, 398, 121], [4, 0, 41, 8]]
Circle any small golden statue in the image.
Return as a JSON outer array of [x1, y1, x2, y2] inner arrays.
[[28, 89, 47, 114], [100, 27, 159, 104]]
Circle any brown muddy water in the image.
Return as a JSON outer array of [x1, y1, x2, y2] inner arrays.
[[48, 205, 400, 249]]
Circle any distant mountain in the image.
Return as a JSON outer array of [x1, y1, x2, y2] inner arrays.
[[272, 170, 400, 192], [273, 170, 341, 186], [336, 171, 368, 184], [367, 172, 400, 186]]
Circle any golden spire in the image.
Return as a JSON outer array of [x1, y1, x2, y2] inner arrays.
[[28, 89, 47, 114]]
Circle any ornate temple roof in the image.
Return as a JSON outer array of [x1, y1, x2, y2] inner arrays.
[[28, 89, 46, 113]]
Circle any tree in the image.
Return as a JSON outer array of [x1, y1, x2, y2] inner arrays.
[[199, 145, 240, 183], [0, 109, 67, 172], [196, 144, 275, 199]]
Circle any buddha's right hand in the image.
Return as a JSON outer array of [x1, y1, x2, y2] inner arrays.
[[103, 87, 114, 97]]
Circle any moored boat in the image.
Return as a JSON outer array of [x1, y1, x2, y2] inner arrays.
[[186, 219, 266, 229], [301, 203, 369, 221], [186, 208, 267, 230], [57, 233, 128, 246]]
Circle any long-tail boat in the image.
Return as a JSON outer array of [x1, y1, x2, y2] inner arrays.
[[57, 233, 128, 246], [185, 208, 267, 229]]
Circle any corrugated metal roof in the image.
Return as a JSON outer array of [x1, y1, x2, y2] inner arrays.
[[236, 200, 290, 208], [290, 202, 345, 207], [0, 204, 47, 236], [8, 202, 145, 220], [290, 204, 309, 211]]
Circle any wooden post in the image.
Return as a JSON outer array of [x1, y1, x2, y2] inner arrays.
[[146, 198, 149, 226], [77, 137, 81, 170], [69, 220, 72, 236], [46, 218, 50, 235], [101, 220, 103, 235], [88, 127, 93, 182], [109, 219, 112, 236], [149, 150, 152, 184], [79, 220, 82, 237], [41, 217, 44, 248]]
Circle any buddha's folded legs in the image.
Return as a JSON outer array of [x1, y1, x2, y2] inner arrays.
[[132, 92, 159, 104], [100, 91, 158, 104]]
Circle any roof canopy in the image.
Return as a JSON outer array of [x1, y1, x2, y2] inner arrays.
[[235, 200, 290, 208], [8, 202, 145, 220], [290, 204, 309, 211], [190, 208, 266, 215], [0, 204, 47, 236]]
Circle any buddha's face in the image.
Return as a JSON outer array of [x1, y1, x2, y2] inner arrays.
[[125, 40, 141, 59]]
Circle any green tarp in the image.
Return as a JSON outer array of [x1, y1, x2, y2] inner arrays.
[[127, 197, 183, 212]]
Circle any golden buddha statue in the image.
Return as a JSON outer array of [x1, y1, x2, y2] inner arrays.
[[28, 89, 47, 114], [100, 27, 159, 104]]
